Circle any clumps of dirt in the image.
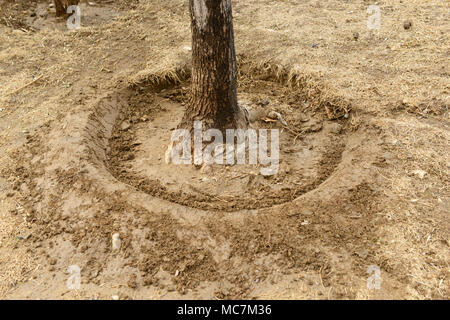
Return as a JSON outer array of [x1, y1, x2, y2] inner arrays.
[[1, 121, 52, 219], [203, 181, 384, 299], [132, 211, 221, 293], [391, 98, 449, 117], [105, 79, 347, 211], [1, 63, 392, 299]]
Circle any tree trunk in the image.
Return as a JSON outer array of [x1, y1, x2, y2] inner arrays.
[[181, 0, 247, 131], [54, 0, 66, 16], [54, 0, 80, 17]]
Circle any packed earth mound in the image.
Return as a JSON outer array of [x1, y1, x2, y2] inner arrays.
[[0, 0, 448, 299], [107, 79, 351, 211]]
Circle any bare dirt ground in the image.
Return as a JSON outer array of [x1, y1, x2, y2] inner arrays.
[[0, 0, 448, 300]]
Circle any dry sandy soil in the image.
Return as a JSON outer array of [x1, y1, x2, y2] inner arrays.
[[0, 0, 448, 300]]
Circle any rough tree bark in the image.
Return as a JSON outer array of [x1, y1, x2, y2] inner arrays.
[[180, 0, 247, 131], [54, 0, 80, 17]]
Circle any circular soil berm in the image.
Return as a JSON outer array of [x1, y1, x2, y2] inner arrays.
[[10, 69, 386, 299], [105, 79, 348, 211]]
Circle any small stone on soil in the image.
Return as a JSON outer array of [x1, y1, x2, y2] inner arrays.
[[120, 121, 131, 131], [412, 169, 427, 179], [112, 233, 121, 251], [403, 20, 412, 29]]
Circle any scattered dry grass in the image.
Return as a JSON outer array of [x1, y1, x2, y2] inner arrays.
[[0, 197, 36, 298]]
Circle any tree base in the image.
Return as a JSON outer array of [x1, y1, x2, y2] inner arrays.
[[178, 103, 249, 133], [54, 0, 80, 17]]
